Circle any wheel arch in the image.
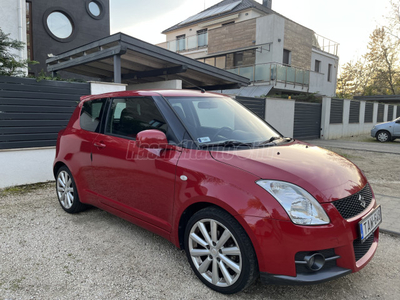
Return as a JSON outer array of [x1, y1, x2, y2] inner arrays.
[[53, 161, 67, 179], [176, 201, 263, 265]]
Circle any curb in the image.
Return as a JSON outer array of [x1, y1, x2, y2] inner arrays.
[[380, 228, 400, 237]]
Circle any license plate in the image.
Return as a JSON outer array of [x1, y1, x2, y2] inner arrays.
[[359, 205, 382, 243]]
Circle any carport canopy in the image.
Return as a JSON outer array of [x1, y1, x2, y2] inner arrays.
[[46, 33, 250, 90]]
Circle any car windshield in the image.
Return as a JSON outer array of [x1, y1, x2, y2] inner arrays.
[[165, 96, 280, 146]]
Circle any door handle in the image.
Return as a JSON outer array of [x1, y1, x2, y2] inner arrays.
[[94, 142, 106, 149]]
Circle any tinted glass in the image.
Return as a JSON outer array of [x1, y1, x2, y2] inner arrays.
[[166, 96, 279, 145], [80, 99, 106, 132], [106, 97, 167, 138], [47, 12, 73, 39]]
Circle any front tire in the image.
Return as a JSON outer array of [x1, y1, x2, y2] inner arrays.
[[56, 166, 86, 213], [376, 130, 391, 142], [184, 207, 258, 294]]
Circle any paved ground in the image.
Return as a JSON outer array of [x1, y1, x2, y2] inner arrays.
[[1, 186, 399, 300], [305, 137, 400, 236]]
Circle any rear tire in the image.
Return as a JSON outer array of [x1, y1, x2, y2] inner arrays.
[[184, 207, 258, 294], [56, 166, 86, 213], [376, 130, 391, 143]]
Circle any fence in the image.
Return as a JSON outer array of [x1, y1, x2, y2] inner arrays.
[[321, 98, 400, 140], [0, 76, 90, 150]]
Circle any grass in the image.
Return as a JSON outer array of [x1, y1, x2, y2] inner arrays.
[[0, 181, 55, 197]]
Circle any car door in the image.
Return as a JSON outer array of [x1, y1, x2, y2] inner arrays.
[[394, 118, 400, 137], [75, 98, 108, 195], [90, 96, 181, 232]]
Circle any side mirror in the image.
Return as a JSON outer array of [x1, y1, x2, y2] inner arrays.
[[136, 130, 169, 149]]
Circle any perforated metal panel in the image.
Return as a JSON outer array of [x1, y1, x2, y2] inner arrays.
[[293, 102, 321, 140], [364, 102, 374, 123], [330, 99, 343, 124], [388, 105, 394, 120], [377, 104, 384, 122], [349, 101, 360, 123]]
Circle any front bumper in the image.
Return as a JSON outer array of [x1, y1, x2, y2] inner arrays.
[[371, 128, 378, 137], [242, 200, 379, 284], [260, 266, 351, 285]]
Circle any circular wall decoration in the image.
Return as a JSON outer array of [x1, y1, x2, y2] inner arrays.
[[43, 8, 76, 42], [85, 0, 105, 20]]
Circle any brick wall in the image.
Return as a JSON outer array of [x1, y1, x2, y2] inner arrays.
[[208, 19, 257, 54], [284, 20, 313, 70]]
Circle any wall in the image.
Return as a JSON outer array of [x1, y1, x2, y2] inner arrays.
[[320, 98, 399, 140], [208, 18, 257, 54], [283, 19, 313, 70], [0, 148, 55, 189], [0, 0, 27, 72], [265, 98, 295, 137], [309, 48, 338, 97], [127, 80, 182, 90], [255, 14, 285, 65], [0, 79, 124, 189], [29, 0, 110, 76], [90, 82, 127, 94]]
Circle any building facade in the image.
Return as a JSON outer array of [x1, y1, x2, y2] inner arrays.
[[158, 0, 339, 97], [0, 0, 110, 76]]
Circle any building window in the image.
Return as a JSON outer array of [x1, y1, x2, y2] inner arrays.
[[86, 0, 104, 19], [222, 21, 235, 26], [176, 34, 186, 51], [45, 11, 74, 40], [215, 56, 226, 69], [315, 60, 321, 72], [234, 52, 244, 67], [328, 64, 332, 82], [197, 29, 207, 48], [283, 49, 291, 66], [26, 1, 33, 60]]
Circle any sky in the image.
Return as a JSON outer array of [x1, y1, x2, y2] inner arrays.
[[110, 0, 393, 66]]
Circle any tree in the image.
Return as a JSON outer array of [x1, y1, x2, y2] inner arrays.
[[365, 27, 399, 95], [0, 27, 32, 76], [336, 59, 375, 98]]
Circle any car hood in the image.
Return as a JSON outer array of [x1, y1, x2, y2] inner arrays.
[[210, 141, 368, 203], [375, 120, 395, 127]]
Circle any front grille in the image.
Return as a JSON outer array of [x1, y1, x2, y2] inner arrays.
[[332, 184, 373, 219], [353, 234, 375, 261]]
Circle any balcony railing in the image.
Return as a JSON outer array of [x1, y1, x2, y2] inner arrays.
[[167, 32, 208, 53], [226, 63, 310, 86], [313, 33, 339, 56]]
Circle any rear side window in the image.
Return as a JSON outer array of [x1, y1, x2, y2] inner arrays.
[[106, 97, 167, 139], [80, 99, 106, 132]]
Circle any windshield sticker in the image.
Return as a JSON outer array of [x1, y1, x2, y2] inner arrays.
[[198, 137, 211, 143]]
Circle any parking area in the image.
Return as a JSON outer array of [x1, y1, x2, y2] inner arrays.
[[1, 137, 399, 300]]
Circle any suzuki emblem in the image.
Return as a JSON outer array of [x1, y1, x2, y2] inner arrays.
[[358, 195, 366, 208]]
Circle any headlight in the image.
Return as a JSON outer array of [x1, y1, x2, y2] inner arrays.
[[256, 180, 330, 225]]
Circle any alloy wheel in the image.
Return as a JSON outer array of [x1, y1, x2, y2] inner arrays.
[[57, 170, 74, 209], [188, 219, 242, 287]]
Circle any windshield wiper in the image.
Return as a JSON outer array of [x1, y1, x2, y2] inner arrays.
[[258, 136, 293, 147], [199, 140, 254, 149]]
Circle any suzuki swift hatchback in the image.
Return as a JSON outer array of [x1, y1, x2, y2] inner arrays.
[[54, 90, 381, 294]]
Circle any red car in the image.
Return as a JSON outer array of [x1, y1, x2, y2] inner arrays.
[[54, 90, 381, 294]]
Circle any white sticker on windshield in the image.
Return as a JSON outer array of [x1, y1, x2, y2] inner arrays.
[[198, 137, 211, 143]]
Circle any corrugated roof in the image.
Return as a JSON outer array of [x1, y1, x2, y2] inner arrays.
[[162, 0, 273, 34]]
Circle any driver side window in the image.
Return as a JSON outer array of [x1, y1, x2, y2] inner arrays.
[[106, 97, 168, 139]]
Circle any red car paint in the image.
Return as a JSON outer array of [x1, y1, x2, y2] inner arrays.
[[54, 90, 379, 282]]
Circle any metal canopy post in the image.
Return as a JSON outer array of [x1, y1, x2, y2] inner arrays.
[[113, 54, 122, 83]]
